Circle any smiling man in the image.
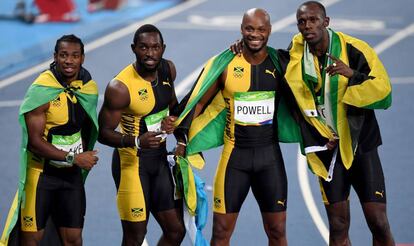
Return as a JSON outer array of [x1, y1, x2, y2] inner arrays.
[[1, 34, 99, 246], [97, 24, 185, 246], [174, 8, 295, 246]]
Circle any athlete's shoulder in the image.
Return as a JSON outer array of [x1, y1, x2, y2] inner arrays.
[[162, 58, 176, 82], [337, 31, 375, 53], [114, 64, 135, 83]]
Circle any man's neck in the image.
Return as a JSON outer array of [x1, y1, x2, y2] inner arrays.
[[134, 62, 157, 81], [54, 69, 76, 87], [243, 46, 268, 65]]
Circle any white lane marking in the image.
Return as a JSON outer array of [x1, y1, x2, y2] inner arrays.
[[297, 149, 329, 243], [0, 0, 207, 90], [374, 23, 414, 55], [175, 65, 204, 97], [390, 76, 414, 84], [271, 0, 342, 33]]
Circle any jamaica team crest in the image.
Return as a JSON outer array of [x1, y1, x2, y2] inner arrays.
[[138, 88, 148, 101], [233, 66, 244, 78]]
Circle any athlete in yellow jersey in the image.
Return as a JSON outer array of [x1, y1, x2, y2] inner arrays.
[[188, 9, 288, 246], [16, 35, 99, 245], [230, 2, 395, 245], [98, 24, 185, 246]]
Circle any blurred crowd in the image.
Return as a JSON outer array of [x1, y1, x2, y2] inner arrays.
[[12, 0, 125, 23]]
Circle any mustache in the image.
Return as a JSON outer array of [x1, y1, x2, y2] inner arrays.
[[143, 57, 157, 62]]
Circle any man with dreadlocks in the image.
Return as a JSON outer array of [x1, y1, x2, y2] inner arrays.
[[1, 34, 99, 245]]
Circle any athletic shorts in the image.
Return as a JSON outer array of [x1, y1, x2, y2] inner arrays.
[[20, 166, 85, 232], [213, 143, 287, 214], [319, 148, 386, 205], [113, 148, 180, 222]]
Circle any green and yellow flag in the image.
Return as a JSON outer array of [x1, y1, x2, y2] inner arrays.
[[1, 68, 98, 245], [285, 29, 392, 179], [175, 48, 301, 213]]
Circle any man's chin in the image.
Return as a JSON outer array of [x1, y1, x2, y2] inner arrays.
[[245, 44, 266, 53]]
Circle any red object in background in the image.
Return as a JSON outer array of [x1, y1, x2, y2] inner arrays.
[[88, 0, 125, 12], [34, 0, 79, 22]]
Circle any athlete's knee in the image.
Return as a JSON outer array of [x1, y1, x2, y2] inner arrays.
[[212, 221, 233, 244], [163, 222, 186, 244], [122, 227, 147, 246], [368, 215, 392, 238], [21, 231, 44, 245], [264, 220, 286, 240], [61, 231, 82, 246], [328, 215, 350, 244], [363, 204, 393, 239]]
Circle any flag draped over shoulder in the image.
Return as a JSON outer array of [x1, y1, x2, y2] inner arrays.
[[1, 68, 98, 245], [284, 29, 392, 180], [174, 48, 301, 215]]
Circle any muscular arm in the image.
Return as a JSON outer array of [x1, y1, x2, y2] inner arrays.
[[25, 103, 68, 161], [193, 69, 227, 118], [26, 103, 98, 169], [98, 79, 136, 148]]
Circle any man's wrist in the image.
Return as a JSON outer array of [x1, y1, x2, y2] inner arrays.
[[135, 136, 141, 149], [65, 151, 76, 165]]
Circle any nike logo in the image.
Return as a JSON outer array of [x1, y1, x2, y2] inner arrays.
[[375, 190, 384, 198], [265, 69, 276, 79], [277, 199, 286, 207], [163, 81, 171, 87]]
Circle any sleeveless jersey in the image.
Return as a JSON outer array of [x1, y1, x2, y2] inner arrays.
[[115, 59, 173, 155], [222, 55, 282, 147]]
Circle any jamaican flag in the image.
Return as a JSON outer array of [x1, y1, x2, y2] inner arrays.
[[1, 67, 99, 245], [284, 28, 392, 180], [174, 48, 301, 214]]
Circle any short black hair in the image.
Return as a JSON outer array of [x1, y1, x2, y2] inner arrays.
[[300, 1, 326, 18], [54, 34, 84, 54], [133, 24, 164, 46]]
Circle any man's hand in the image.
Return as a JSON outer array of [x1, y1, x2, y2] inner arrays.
[[325, 54, 354, 78], [161, 116, 177, 134], [139, 131, 163, 149], [326, 138, 339, 150], [74, 150, 99, 170], [229, 39, 243, 56], [175, 143, 186, 157]]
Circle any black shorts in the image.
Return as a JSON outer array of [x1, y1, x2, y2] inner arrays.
[[213, 143, 287, 213], [21, 171, 85, 231], [319, 148, 386, 205]]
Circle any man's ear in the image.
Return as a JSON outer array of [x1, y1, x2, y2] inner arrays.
[[130, 43, 135, 53], [324, 16, 330, 28]]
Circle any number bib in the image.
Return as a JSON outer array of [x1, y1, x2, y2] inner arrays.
[[49, 131, 83, 168], [144, 107, 169, 141], [234, 91, 275, 126]]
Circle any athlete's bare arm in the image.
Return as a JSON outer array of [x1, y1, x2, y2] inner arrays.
[[193, 69, 227, 118], [98, 79, 162, 149], [25, 104, 98, 170]]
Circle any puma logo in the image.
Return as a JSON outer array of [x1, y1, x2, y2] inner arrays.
[[265, 69, 276, 78], [163, 81, 171, 87], [277, 199, 286, 207], [375, 190, 384, 198]]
